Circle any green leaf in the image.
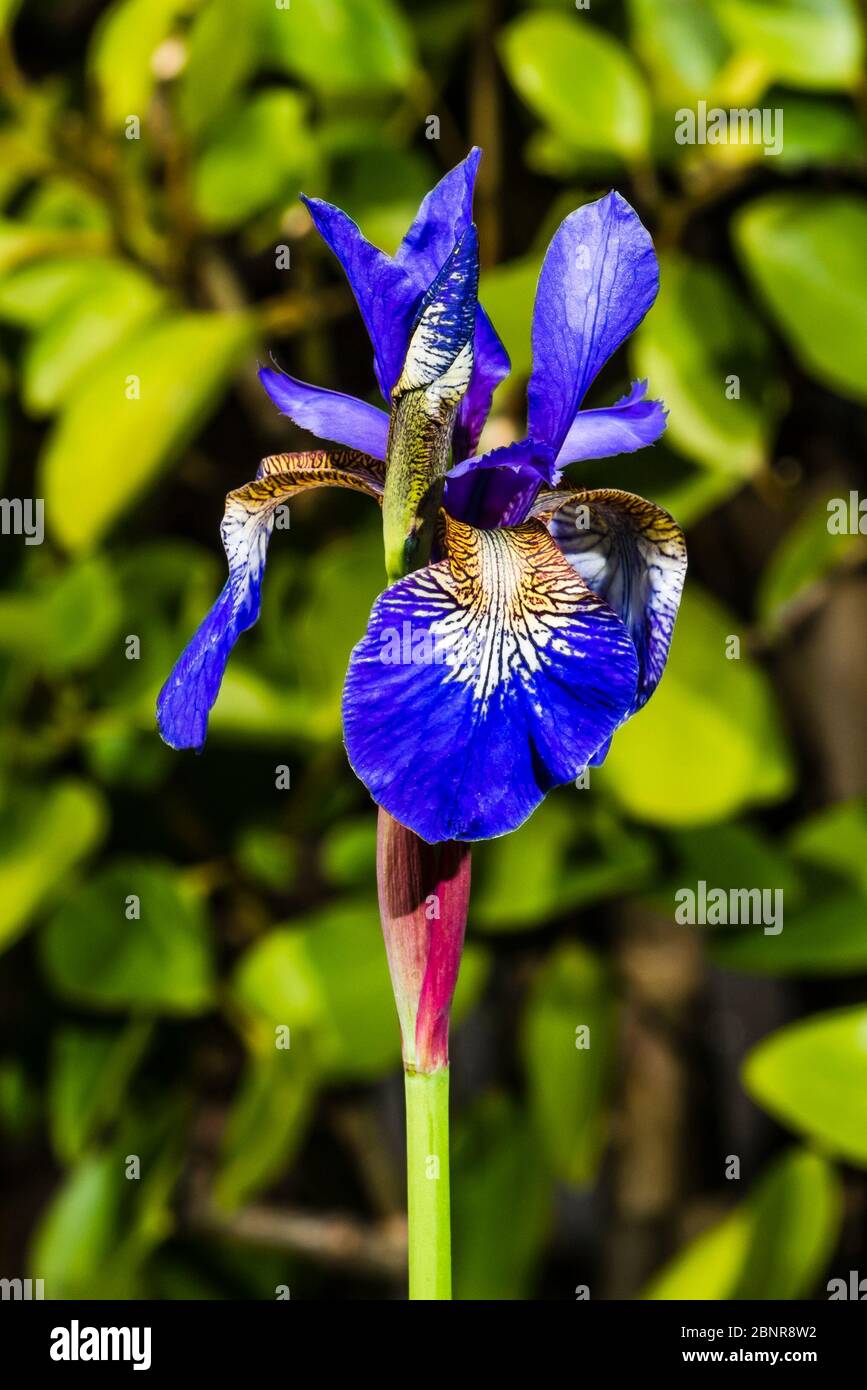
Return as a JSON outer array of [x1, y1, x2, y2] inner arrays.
[[22, 263, 165, 415], [473, 795, 654, 932], [0, 257, 131, 329], [0, 781, 107, 953], [712, 889, 867, 975], [735, 193, 867, 403], [743, 1007, 867, 1164], [30, 1107, 184, 1297], [644, 1148, 841, 1298], [0, 556, 121, 674], [40, 859, 216, 1014], [712, 0, 863, 91], [88, 0, 189, 129], [0, 221, 106, 275], [213, 1051, 316, 1211], [757, 496, 866, 634], [40, 311, 254, 552], [49, 1022, 153, 1164], [177, 0, 262, 141], [632, 254, 784, 477], [263, 0, 415, 96], [600, 585, 794, 825], [522, 944, 617, 1187], [789, 797, 867, 893], [478, 256, 541, 384], [628, 0, 731, 104], [232, 904, 488, 1082], [499, 12, 650, 164], [452, 1094, 552, 1300], [193, 90, 316, 232]]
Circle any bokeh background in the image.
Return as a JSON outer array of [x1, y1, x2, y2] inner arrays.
[[1, 0, 866, 1301]]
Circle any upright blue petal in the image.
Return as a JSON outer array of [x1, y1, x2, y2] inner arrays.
[[302, 195, 418, 399], [454, 308, 511, 462], [343, 514, 639, 841], [157, 451, 385, 750], [528, 192, 659, 456], [395, 148, 481, 286], [554, 380, 667, 468], [259, 367, 390, 459]]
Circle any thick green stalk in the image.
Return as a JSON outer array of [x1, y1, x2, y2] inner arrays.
[[404, 1068, 451, 1300]]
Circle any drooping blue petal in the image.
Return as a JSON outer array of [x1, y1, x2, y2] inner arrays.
[[302, 195, 418, 399], [157, 450, 385, 750], [259, 367, 390, 459], [543, 487, 686, 711], [528, 192, 659, 456], [554, 380, 667, 468], [343, 514, 639, 842]]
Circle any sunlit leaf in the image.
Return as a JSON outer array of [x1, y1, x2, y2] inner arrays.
[[711, 0, 863, 91], [40, 311, 254, 551], [22, 263, 165, 414], [499, 12, 650, 164], [735, 193, 867, 403], [644, 1148, 841, 1298], [263, 0, 415, 96], [600, 585, 794, 825], [632, 254, 784, 477], [0, 782, 107, 953], [743, 1007, 867, 1164], [192, 90, 316, 231], [88, 0, 188, 129]]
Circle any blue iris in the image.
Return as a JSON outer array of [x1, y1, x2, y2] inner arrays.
[[157, 151, 686, 843]]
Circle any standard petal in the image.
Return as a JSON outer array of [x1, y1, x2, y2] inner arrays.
[[542, 487, 686, 710], [157, 450, 385, 750], [395, 147, 481, 285], [554, 380, 667, 468], [343, 513, 639, 842], [454, 308, 511, 462], [302, 195, 418, 399], [528, 192, 659, 455], [259, 367, 390, 458]]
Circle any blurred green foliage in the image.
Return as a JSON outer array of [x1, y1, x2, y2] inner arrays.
[[0, 0, 866, 1301]]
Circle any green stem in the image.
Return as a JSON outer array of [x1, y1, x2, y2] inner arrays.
[[404, 1068, 451, 1300]]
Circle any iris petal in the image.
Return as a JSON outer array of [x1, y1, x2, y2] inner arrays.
[[541, 486, 687, 710], [302, 195, 418, 399], [554, 380, 667, 468], [258, 368, 389, 459], [528, 192, 659, 456], [157, 450, 384, 750], [454, 308, 511, 462], [343, 513, 639, 842]]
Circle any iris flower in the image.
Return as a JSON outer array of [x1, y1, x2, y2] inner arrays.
[[157, 150, 686, 846], [156, 151, 686, 1300]]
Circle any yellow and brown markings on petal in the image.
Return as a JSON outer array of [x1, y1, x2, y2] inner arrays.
[[221, 448, 385, 606], [419, 511, 622, 708], [532, 484, 687, 705]]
